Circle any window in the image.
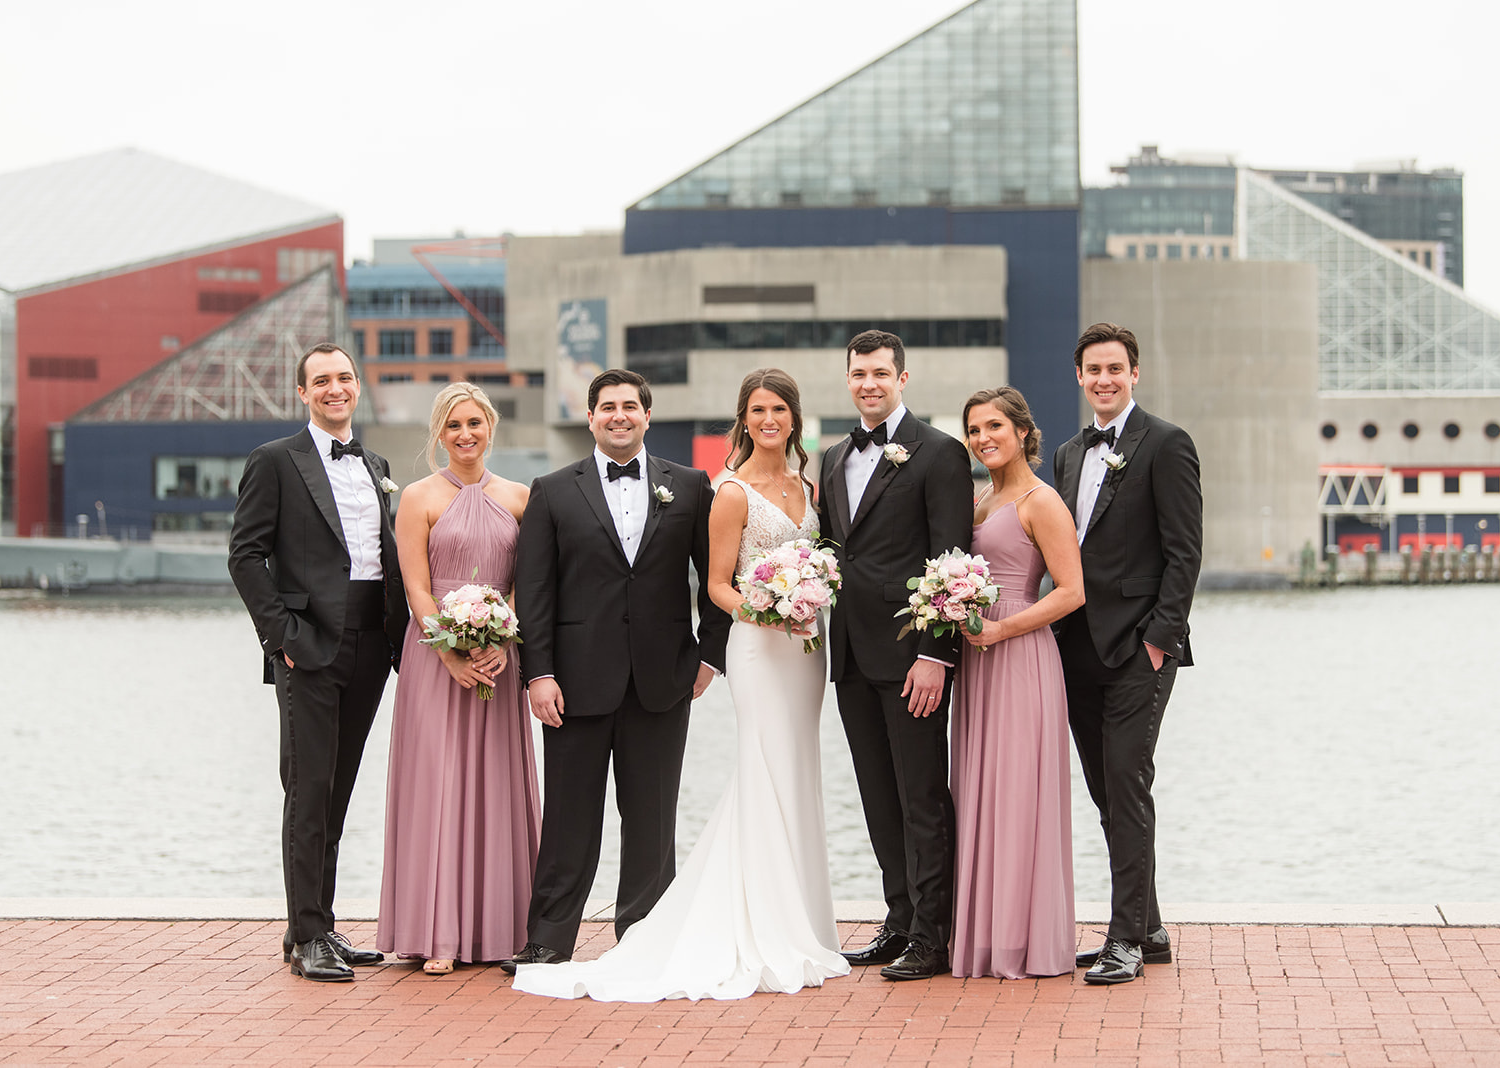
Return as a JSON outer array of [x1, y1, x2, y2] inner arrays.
[[378, 373, 414, 383], [1320, 423, 1337, 439], [1166, 244, 1182, 260], [428, 374, 450, 382], [1125, 244, 1137, 259], [1402, 476, 1419, 495], [1361, 423, 1379, 439], [379, 330, 416, 356], [199, 291, 259, 313], [154, 456, 245, 500], [161, 335, 180, 352], [277, 247, 336, 282], [1402, 422, 1420, 439], [1222, 245, 1231, 258], [1487, 422, 1500, 440], [197, 266, 260, 282], [1443, 422, 1460, 439], [28, 355, 98, 379], [703, 285, 815, 304], [1144, 244, 1159, 259], [1188, 245, 1199, 259], [1486, 475, 1500, 494], [154, 512, 233, 532], [351, 330, 365, 358], [428, 329, 454, 356], [1443, 475, 1460, 494]]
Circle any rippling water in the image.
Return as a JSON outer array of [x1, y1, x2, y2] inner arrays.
[[1, 586, 1495, 904]]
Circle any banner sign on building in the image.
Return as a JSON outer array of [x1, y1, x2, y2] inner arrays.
[[556, 299, 607, 421]]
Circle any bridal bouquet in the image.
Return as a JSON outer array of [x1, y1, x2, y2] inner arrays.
[[894, 549, 1000, 644], [420, 572, 521, 699], [736, 538, 842, 653]]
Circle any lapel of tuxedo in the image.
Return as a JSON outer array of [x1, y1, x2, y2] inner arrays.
[[290, 431, 347, 551], [825, 438, 853, 539], [636, 456, 673, 559], [359, 451, 400, 562], [1058, 436, 1083, 516], [1085, 407, 1149, 538], [574, 457, 629, 563], [849, 415, 922, 534]]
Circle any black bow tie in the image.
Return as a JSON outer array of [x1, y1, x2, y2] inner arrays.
[[850, 423, 888, 451], [1082, 426, 1116, 451], [607, 458, 641, 482], [330, 438, 364, 461]]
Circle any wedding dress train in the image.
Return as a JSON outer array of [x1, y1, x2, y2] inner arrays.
[[513, 478, 848, 1001]]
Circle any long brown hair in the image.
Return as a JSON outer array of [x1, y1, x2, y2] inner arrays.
[[725, 368, 812, 490]]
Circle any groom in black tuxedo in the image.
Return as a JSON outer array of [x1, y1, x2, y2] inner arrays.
[[1053, 322, 1202, 985], [819, 330, 974, 980], [229, 342, 408, 982], [503, 369, 730, 972]]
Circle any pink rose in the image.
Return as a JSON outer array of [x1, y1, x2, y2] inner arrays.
[[941, 600, 969, 622], [788, 598, 817, 622], [469, 601, 492, 626], [947, 577, 977, 601], [747, 588, 775, 612]]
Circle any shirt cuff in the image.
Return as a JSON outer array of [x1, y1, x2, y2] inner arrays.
[[701, 660, 722, 677], [917, 654, 954, 669]]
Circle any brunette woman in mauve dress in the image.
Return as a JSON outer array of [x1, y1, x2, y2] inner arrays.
[[377, 383, 540, 975], [950, 387, 1084, 979]]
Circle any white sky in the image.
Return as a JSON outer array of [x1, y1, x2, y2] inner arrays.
[[3, 0, 1498, 305]]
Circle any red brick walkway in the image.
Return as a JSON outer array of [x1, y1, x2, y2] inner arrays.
[[1, 920, 1496, 1066]]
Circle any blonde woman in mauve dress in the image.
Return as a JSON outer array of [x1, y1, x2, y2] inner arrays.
[[950, 386, 1084, 979], [513, 368, 848, 1001], [377, 383, 540, 975]]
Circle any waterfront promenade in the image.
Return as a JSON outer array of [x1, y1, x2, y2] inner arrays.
[[2, 903, 1496, 1066]]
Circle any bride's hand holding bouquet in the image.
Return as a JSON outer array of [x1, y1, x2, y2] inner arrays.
[[735, 538, 842, 652]]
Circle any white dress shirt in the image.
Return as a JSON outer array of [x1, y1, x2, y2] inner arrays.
[[595, 446, 649, 565], [307, 422, 384, 580], [844, 404, 906, 516], [1075, 400, 1135, 545]]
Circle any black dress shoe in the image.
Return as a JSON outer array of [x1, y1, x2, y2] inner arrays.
[[499, 942, 570, 975], [1083, 937, 1144, 985], [289, 936, 355, 982], [879, 941, 951, 981], [1076, 925, 1171, 968], [281, 930, 384, 966], [841, 925, 910, 966]]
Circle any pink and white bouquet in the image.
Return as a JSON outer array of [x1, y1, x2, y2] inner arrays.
[[894, 549, 1000, 643], [420, 573, 521, 699], [736, 538, 842, 652]]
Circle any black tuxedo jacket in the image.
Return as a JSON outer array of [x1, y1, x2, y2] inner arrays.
[[514, 454, 730, 717], [229, 427, 409, 683], [818, 411, 974, 683], [1053, 405, 1202, 669]]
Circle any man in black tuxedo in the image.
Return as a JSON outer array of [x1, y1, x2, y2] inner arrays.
[[229, 342, 408, 982], [503, 369, 730, 972], [819, 330, 974, 981], [1053, 322, 1202, 985]]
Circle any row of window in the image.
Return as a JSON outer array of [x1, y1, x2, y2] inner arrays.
[[625, 318, 1006, 354], [155, 456, 245, 501], [1399, 474, 1500, 495], [1323, 421, 1500, 441], [1123, 242, 1232, 261]]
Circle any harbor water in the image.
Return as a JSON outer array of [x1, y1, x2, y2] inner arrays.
[[1, 586, 1495, 906]]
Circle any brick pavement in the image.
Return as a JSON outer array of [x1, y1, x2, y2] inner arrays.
[[0, 919, 1496, 1066]]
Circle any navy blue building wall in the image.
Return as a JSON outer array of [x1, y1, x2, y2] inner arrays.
[[65, 421, 306, 537], [623, 206, 1081, 474]]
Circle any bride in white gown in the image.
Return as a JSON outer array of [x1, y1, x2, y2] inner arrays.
[[514, 368, 849, 1002]]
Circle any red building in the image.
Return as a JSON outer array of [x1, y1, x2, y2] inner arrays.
[[0, 149, 343, 535]]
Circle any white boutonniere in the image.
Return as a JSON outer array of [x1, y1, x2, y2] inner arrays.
[[379, 476, 399, 493], [654, 485, 675, 504], [883, 442, 911, 466], [1102, 451, 1126, 472]]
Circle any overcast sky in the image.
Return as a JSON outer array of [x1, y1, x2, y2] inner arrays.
[[4, 0, 1498, 306]]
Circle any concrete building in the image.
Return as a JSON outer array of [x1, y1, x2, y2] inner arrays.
[[0, 148, 343, 536]]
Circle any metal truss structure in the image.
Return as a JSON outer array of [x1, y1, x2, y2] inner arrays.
[[73, 268, 350, 424], [1240, 169, 1500, 393], [1318, 467, 1387, 515]]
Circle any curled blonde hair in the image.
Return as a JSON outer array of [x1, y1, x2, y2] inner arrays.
[[425, 382, 499, 471]]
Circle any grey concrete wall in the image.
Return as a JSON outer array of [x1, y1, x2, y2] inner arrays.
[[1081, 260, 1322, 578], [507, 239, 1008, 452], [1319, 395, 1500, 468]]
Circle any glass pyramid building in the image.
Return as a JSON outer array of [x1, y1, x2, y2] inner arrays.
[[1240, 169, 1500, 393], [73, 267, 350, 424], [634, 0, 1078, 213]]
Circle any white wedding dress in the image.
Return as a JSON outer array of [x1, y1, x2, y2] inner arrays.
[[513, 478, 849, 1001]]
